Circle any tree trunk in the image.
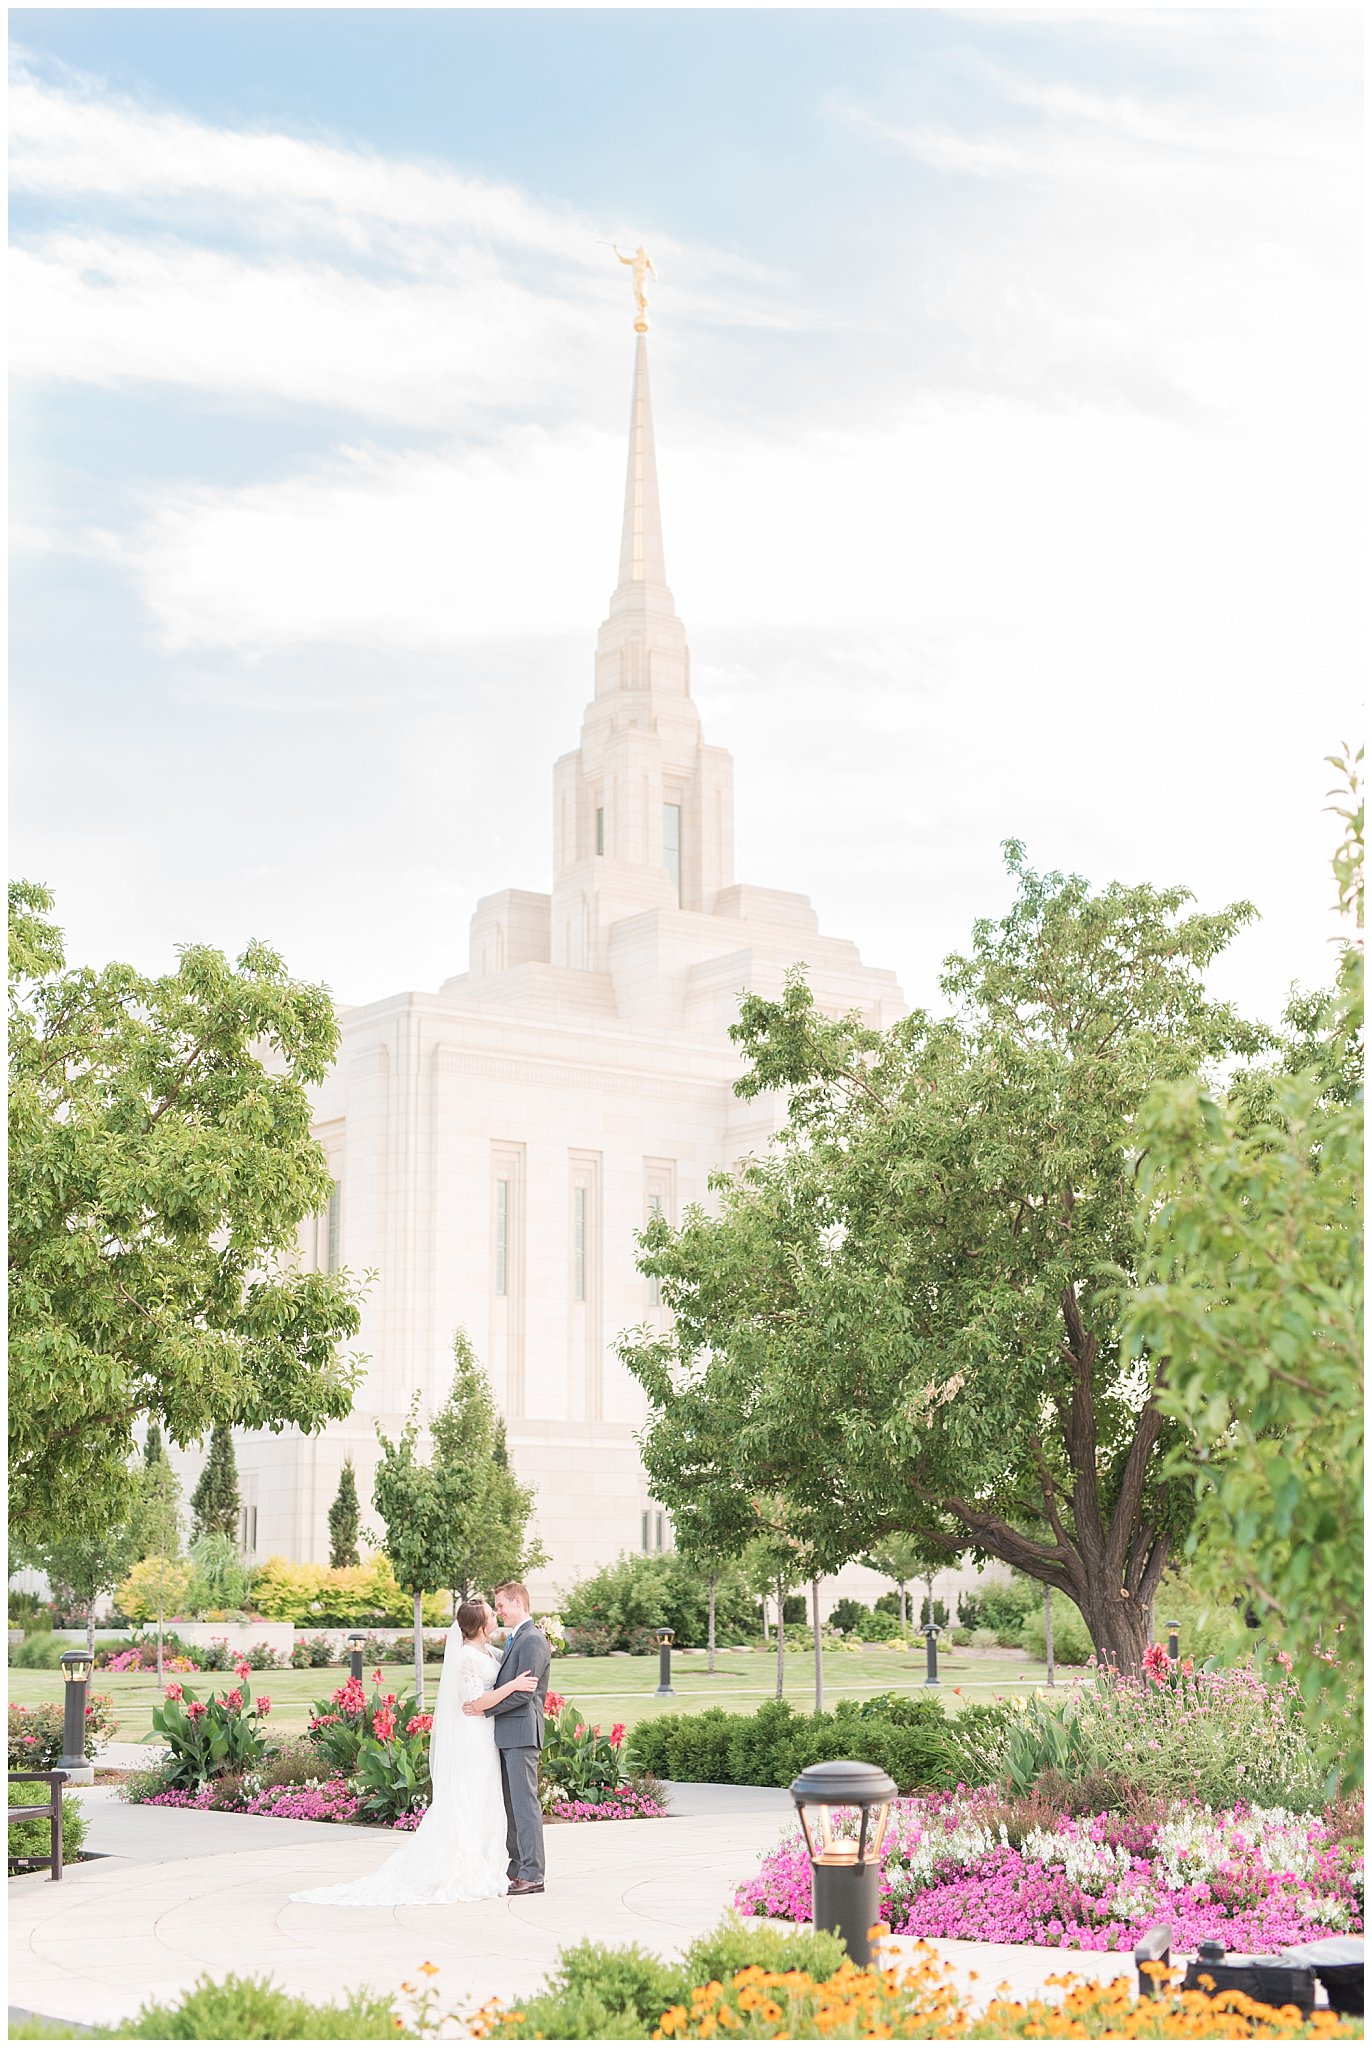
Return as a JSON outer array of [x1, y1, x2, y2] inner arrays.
[[707, 1574, 717, 1675], [899, 1582, 906, 1628], [413, 1588, 425, 1711], [1044, 1584, 1055, 1688], [924, 1572, 935, 1631], [775, 1577, 786, 1700], [85, 1600, 96, 1662], [156, 1601, 164, 1686], [811, 1577, 823, 1714]]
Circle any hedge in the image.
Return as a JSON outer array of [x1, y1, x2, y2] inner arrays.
[[625, 1694, 1006, 1792]]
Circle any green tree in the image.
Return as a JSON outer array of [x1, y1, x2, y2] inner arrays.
[[327, 1458, 361, 1570], [429, 1332, 545, 1602], [625, 848, 1269, 1675], [128, 1445, 184, 1681], [372, 1396, 482, 1708], [8, 882, 367, 1549], [186, 1531, 252, 1615], [1127, 753, 1363, 1783], [862, 1533, 933, 1629], [15, 1513, 140, 1658], [190, 1424, 241, 1543]]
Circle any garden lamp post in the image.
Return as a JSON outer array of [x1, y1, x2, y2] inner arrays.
[[654, 1626, 676, 1696], [922, 1621, 940, 1687], [58, 1650, 94, 1785], [346, 1632, 365, 1684], [1166, 1620, 1180, 1664], [789, 1759, 897, 1969]]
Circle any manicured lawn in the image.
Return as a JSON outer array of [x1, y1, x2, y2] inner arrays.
[[8, 1645, 1083, 1742]]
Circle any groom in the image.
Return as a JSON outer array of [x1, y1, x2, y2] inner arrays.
[[480, 1580, 551, 1896]]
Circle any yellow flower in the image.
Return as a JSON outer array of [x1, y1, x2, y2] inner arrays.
[[418, 1960, 441, 1978]]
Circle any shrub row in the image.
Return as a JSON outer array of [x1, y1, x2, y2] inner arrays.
[[8, 1778, 87, 1871], [626, 1695, 1011, 1792]]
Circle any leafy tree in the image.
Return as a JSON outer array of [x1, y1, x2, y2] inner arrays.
[[143, 1422, 166, 1469], [327, 1458, 361, 1570], [190, 1424, 241, 1543], [8, 882, 367, 1549], [625, 848, 1269, 1675], [862, 1533, 932, 1628], [372, 1389, 485, 1707], [117, 1555, 193, 1640], [429, 1333, 546, 1603], [15, 1516, 140, 1657], [1127, 753, 1363, 1782]]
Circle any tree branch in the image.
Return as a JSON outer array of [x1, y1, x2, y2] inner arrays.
[[1105, 1363, 1169, 1582], [939, 1494, 1081, 1596]]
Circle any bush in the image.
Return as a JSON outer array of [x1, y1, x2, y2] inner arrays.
[[780, 1595, 807, 1627], [540, 1699, 631, 1806], [116, 1556, 194, 1626], [958, 1576, 1036, 1634], [8, 1778, 86, 1869], [8, 1632, 67, 1669], [306, 1671, 418, 1776], [147, 1682, 272, 1789], [1017, 1591, 1094, 1667], [827, 1598, 870, 1635], [9, 1974, 411, 2039], [291, 1633, 338, 1668], [562, 1552, 760, 1651], [352, 1722, 431, 1825], [185, 1533, 253, 1618], [249, 1553, 446, 1629], [629, 1697, 958, 1794], [9, 1693, 118, 1769], [917, 1596, 949, 1628], [856, 1609, 903, 1643]]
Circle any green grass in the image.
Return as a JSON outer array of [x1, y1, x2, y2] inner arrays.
[[8, 1645, 1083, 1742]]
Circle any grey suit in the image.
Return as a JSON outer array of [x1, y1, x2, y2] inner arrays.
[[485, 1620, 552, 1884]]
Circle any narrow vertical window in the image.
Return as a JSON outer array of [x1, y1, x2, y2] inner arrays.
[[663, 803, 681, 901], [326, 1180, 342, 1273], [655, 1511, 666, 1552], [646, 1192, 663, 1308], [495, 1179, 509, 1296], [573, 1185, 587, 1301], [641, 1510, 651, 1553], [595, 806, 605, 855]]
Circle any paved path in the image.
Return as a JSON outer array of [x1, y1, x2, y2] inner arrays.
[[10, 1783, 1139, 2034]]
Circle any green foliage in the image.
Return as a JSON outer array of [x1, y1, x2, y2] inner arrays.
[[626, 1696, 957, 1793], [117, 1555, 193, 1626], [563, 1551, 759, 1651], [624, 850, 1269, 1676], [8, 1779, 86, 1868], [146, 1683, 271, 1789], [10, 1504, 141, 1653], [185, 1533, 251, 1617], [7, 880, 366, 1549], [827, 1598, 870, 1635], [1126, 754, 1364, 1783], [130, 1447, 183, 1565], [482, 1917, 849, 2041], [9, 1695, 117, 1768], [22, 1974, 411, 2039], [327, 1458, 361, 1570], [189, 1425, 241, 1543], [429, 1333, 546, 1598], [540, 1700, 627, 1806], [1016, 1591, 1094, 1667], [957, 1577, 1036, 1635], [352, 1725, 431, 1824], [8, 1633, 67, 1669], [305, 1671, 418, 1776]]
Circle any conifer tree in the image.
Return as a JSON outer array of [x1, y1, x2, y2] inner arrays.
[[328, 1458, 361, 1569], [190, 1424, 241, 1543], [143, 1421, 165, 1467]]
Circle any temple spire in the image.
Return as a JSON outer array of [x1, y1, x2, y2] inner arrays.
[[612, 332, 672, 611]]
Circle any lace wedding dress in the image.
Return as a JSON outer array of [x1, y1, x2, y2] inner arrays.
[[291, 1639, 509, 1906]]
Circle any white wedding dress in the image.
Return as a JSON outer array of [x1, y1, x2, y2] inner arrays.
[[291, 1639, 509, 1906]]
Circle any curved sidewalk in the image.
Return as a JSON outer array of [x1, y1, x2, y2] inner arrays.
[[10, 1782, 1134, 2033]]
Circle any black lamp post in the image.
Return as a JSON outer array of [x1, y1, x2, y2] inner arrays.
[[1166, 1619, 1181, 1664], [654, 1626, 676, 1696], [58, 1650, 94, 1784], [923, 1622, 940, 1687], [346, 1631, 365, 1684], [789, 1759, 897, 1969]]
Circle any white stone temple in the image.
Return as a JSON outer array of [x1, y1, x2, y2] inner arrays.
[[218, 323, 907, 1607]]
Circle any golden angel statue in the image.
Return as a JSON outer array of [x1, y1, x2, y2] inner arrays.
[[614, 244, 657, 331]]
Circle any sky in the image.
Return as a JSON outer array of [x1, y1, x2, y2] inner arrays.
[[9, 8, 1364, 1028]]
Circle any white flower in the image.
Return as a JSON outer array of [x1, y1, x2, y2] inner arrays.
[[1023, 1825, 1133, 1896]]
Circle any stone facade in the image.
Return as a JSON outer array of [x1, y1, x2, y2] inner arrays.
[[182, 332, 910, 1610]]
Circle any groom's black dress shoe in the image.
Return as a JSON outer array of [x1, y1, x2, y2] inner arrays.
[[507, 1879, 545, 1895]]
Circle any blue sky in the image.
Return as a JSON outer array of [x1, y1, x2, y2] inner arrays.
[[9, 9, 1363, 1023]]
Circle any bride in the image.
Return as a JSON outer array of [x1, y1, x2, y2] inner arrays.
[[291, 1597, 538, 1906]]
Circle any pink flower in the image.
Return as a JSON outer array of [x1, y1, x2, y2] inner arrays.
[[255, 1696, 271, 1717], [1276, 1650, 1293, 1670], [186, 1700, 207, 1720], [234, 1660, 251, 1681], [406, 1714, 433, 1736], [610, 1723, 626, 1747], [372, 1668, 384, 1683], [544, 1690, 566, 1716], [372, 1707, 396, 1743], [1141, 1643, 1170, 1684], [164, 1682, 184, 1701], [225, 1688, 244, 1712]]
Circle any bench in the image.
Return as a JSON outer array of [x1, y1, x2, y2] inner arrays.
[[8, 1770, 67, 1879]]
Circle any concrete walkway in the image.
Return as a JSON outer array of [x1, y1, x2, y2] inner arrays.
[[10, 1782, 1140, 2034]]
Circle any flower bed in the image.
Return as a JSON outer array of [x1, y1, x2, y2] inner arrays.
[[736, 1790, 1364, 1952], [550, 1786, 666, 1821]]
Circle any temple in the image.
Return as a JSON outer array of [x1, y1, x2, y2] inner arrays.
[[227, 317, 905, 1601]]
